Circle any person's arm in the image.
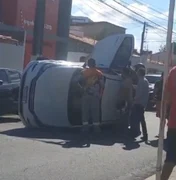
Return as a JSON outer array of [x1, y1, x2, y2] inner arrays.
[[72, 70, 85, 88], [134, 81, 141, 103], [117, 81, 124, 101], [164, 72, 172, 106], [99, 75, 105, 90]]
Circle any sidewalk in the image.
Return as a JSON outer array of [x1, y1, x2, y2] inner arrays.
[[146, 169, 176, 180]]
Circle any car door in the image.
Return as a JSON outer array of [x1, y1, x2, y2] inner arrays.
[[0, 69, 12, 114], [0, 69, 10, 93], [7, 70, 21, 101]]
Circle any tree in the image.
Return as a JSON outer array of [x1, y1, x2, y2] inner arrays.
[[159, 45, 166, 52]]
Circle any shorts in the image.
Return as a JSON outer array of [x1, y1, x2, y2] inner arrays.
[[165, 129, 176, 164]]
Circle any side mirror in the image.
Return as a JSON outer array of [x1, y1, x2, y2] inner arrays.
[[0, 80, 3, 85]]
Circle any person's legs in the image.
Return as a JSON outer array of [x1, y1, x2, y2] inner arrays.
[[122, 103, 131, 135], [90, 96, 101, 132], [161, 129, 176, 180], [161, 163, 175, 180], [81, 95, 91, 132], [130, 105, 141, 138], [139, 106, 148, 141]]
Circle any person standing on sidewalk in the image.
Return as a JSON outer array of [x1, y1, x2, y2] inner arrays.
[[130, 68, 149, 141], [79, 58, 104, 133], [161, 67, 176, 180]]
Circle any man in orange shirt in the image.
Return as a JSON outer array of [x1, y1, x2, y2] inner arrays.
[[161, 67, 176, 180], [79, 58, 104, 133]]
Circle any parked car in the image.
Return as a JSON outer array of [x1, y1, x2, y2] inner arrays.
[[145, 74, 162, 109], [0, 68, 21, 115]]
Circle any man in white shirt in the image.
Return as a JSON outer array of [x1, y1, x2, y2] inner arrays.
[[130, 68, 149, 142]]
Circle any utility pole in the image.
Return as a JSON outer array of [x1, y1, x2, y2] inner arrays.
[[0, 0, 2, 23], [56, 0, 72, 60], [156, 0, 175, 180], [140, 22, 146, 55], [31, 0, 46, 60]]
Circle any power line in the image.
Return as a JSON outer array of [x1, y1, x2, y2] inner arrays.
[[120, 0, 168, 23], [100, 0, 176, 35], [132, 0, 168, 18], [98, 0, 150, 26], [85, 0, 169, 33], [84, 0, 141, 25], [147, 28, 167, 38], [112, 0, 168, 32], [74, 5, 93, 17], [75, 0, 176, 46]]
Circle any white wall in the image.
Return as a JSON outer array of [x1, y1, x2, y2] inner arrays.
[[67, 52, 88, 62], [130, 55, 148, 66], [0, 43, 25, 71], [149, 52, 176, 68], [149, 52, 166, 64], [131, 54, 164, 72]]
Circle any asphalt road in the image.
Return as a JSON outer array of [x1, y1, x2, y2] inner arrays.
[[0, 112, 166, 180]]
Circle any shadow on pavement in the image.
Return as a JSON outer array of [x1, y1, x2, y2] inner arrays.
[[0, 126, 153, 150], [148, 138, 167, 152], [0, 116, 20, 124]]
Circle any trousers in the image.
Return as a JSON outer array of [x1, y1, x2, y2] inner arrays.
[[82, 94, 100, 126], [130, 104, 148, 137]]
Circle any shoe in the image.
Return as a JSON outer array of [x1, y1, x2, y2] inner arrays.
[[140, 135, 148, 142]]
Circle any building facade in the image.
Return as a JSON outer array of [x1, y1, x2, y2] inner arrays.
[[70, 21, 126, 41], [1, 0, 72, 68], [68, 34, 95, 62], [68, 20, 126, 62], [71, 16, 93, 24]]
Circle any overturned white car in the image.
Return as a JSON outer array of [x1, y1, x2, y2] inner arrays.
[[19, 34, 134, 128]]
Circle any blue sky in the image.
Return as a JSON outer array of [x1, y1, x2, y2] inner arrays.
[[71, 0, 176, 52]]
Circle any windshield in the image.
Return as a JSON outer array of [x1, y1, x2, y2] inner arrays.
[[145, 75, 161, 84], [111, 37, 133, 69]]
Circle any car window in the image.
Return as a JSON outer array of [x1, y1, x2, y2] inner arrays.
[[0, 70, 8, 83], [8, 70, 21, 83], [145, 75, 161, 84], [111, 37, 133, 69]]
